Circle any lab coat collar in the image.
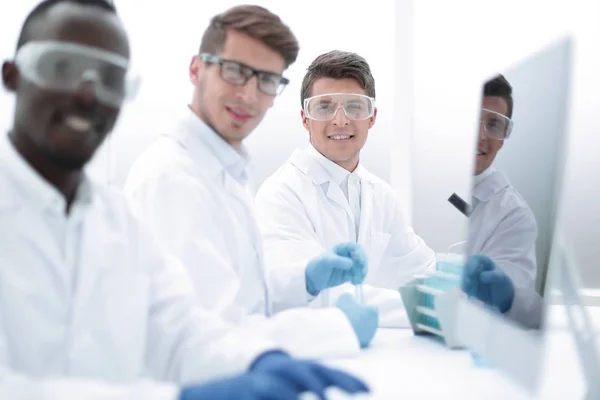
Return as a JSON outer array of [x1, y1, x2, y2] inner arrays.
[[0, 131, 93, 212], [305, 144, 350, 186], [166, 106, 252, 185], [292, 144, 376, 186], [472, 169, 511, 202], [290, 145, 378, 225], [473, 165, 495, 186]]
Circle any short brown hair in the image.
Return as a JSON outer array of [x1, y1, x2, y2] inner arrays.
[[199, 5, 299, 69], [483, 74, 514, 118], [300, 50, 376, 106]]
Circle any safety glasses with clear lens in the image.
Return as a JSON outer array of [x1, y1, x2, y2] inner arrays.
[[480, 108, 513, 140], [304, 93, 375, 121], [14, 40, 140, 108], [200, 53, 289, 96]]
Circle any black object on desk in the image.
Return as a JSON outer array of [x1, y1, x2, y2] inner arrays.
[[448, 193, 471, 217]]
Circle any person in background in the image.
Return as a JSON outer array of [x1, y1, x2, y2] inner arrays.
[[254, 50, 435, 327], [0, 1, 370, 399], [124, 5, 379, 356], [462, 75, 542, 330]]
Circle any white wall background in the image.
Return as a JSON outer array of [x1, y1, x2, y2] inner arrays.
[[109, 0, 397, 190], [406, 0, 600, 288], [2, 0, 600, 288], [0, 0, 397, 191]]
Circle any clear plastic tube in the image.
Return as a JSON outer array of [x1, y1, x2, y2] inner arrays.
[[354, 284, 364, 304]]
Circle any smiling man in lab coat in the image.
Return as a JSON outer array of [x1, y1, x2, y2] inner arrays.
[[254, 50, 436, 327], [125, 5, 380, 356], [0, 1, 371, 399], [462, 75, 542, 329]]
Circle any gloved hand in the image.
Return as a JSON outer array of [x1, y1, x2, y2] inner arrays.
[[305, 243, 368, 296], [336, 293, 379, 348], [250, 350, 370, 400], [179, 372, 300, 400], [462, 254, 515, 313]]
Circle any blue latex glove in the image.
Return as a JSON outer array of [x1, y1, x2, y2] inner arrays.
[[336, 292, 379, 348], [179, 372, 299, 400], [462, 254, 515, 313], [305, 243, 368, 296], [250, 350, 369, 399]]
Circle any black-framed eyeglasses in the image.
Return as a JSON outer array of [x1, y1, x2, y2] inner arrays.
[[200, 53, 289, 96]]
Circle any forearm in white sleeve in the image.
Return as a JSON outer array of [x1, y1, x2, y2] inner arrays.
[[0, 313, 179, 400], [505, 286, 544, 330], [144, 253, 279, 385], [255, 185, 328, 311]]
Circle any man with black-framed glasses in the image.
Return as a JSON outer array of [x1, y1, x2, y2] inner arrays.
[[125, 5, 380, 358], [462, 75, 542, 330]]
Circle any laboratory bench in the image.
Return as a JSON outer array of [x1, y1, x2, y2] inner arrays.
[[321, 305, 600, 399]]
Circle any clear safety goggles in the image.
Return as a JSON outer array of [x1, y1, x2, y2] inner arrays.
[[303, 93, 375, 121], [480, 108, 513, 140], [14, 40, 140, 108]]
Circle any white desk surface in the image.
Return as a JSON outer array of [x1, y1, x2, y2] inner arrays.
[[321, 305, 599, 399]]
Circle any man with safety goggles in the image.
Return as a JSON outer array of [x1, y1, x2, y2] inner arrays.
[[462, 75, 542, 330], [4, 9, 136, 171], [254, 50, 436, 327], [0, 1, 370, 399]]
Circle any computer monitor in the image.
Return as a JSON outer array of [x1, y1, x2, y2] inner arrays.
[[453, 35, 576, 394]]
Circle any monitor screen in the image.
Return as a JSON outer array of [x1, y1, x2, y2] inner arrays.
[[454, 35, 573, 392]]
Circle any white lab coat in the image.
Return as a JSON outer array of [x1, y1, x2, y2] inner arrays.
[[0, 133, 277, 400], [254, 146, 436, 328], [468, 169, 543, 329], [124, 107, 360, 359]]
